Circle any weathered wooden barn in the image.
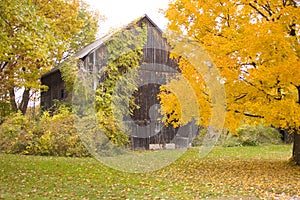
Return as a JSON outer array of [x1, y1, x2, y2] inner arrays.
[[41, 68, 70, 110], [41, 15, 197, 150]]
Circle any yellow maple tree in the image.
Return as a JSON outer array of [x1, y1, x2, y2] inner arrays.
[[162, 0, 300, 163]]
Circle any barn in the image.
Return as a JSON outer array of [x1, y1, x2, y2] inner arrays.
[[41, 14, 197, 150]]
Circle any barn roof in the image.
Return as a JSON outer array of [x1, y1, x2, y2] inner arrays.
[[75, 14, 162, 59], [42, 14, 162, 78]]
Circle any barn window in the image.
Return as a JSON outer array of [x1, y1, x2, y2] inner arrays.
[[88, 52, 94, 72], [60, 89, 65, 99]]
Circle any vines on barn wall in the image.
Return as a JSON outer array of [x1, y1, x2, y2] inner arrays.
[[95, 24, 148, 146]]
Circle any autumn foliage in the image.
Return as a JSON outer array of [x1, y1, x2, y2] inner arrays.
[[160, 0, 300, 158], [0, 0, 99, 115], [0, 106, 90, 157]]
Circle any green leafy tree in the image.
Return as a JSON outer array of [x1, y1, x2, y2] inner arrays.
[[0, 0, 99, 115]]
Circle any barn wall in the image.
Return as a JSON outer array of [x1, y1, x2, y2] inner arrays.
[[41, 69, 69, 111], [41, 16, 195, 150], [129, 17, 183, 150]]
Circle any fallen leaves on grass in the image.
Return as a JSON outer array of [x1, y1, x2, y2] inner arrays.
[[0, 145, 299, 199]]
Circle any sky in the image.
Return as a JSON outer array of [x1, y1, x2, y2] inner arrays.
[[84, 0, 170, 37]]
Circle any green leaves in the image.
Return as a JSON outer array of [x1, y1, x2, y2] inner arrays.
[[0, 0, 99, 114], [94, 24, 147, 146], [0, 106, 90, 157]]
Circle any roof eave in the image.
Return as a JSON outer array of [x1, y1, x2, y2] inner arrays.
[[75, 14, 163, 59]]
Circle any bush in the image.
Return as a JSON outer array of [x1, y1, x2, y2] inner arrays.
[[0, 106, 90, 157], [0, 112, 32, 152], [222, 124, 282, 147], [191, 128, 207, 146], [221, 136, 242, 147]]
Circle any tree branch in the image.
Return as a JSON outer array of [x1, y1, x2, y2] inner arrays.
[[249, 3, 270, 21], [234, 93, 247, 101], [0, 12, 13, 30], [242, 78, 282, 102], [234, 110, 264, 118], [0, 61, 8, 71]]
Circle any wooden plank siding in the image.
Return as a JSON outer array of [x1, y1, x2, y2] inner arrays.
[[40, 69, 70, 111]]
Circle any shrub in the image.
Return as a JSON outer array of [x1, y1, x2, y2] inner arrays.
[[221, 135, 242, 147], [0, 112, 33, 152], [191, 128, 207, 146], [222, 124, 282, 147], [0, 106, 90, 157]]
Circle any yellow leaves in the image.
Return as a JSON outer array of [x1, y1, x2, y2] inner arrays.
[[159, 146, 299, 199], [158, 89, 181, 128], [1, 145, 299, 199], [1, 0, 100, 113], [159, 74, 202, 127], [159, 51, 216, 127], [165, 0, 300, 133]]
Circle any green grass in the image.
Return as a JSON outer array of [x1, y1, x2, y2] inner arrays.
[[1, 145, 300, 199], [100, 149, 187, 173]]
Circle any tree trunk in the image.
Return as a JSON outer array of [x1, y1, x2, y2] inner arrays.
[[293, 132, 300, 164], [297, 86, 300, 105], [293, 85, 300, 165], [19, 89, 30, 115], [9, 87, 18, 113]]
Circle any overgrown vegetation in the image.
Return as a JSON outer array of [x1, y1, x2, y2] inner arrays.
[[94, 24, 148, 146], [0, 107, 285, 157], [0, 106, 89, 157], [0, 101, 11, 124]]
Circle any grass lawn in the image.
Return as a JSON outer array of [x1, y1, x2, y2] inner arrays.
[[1, 145, 300, 199]]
